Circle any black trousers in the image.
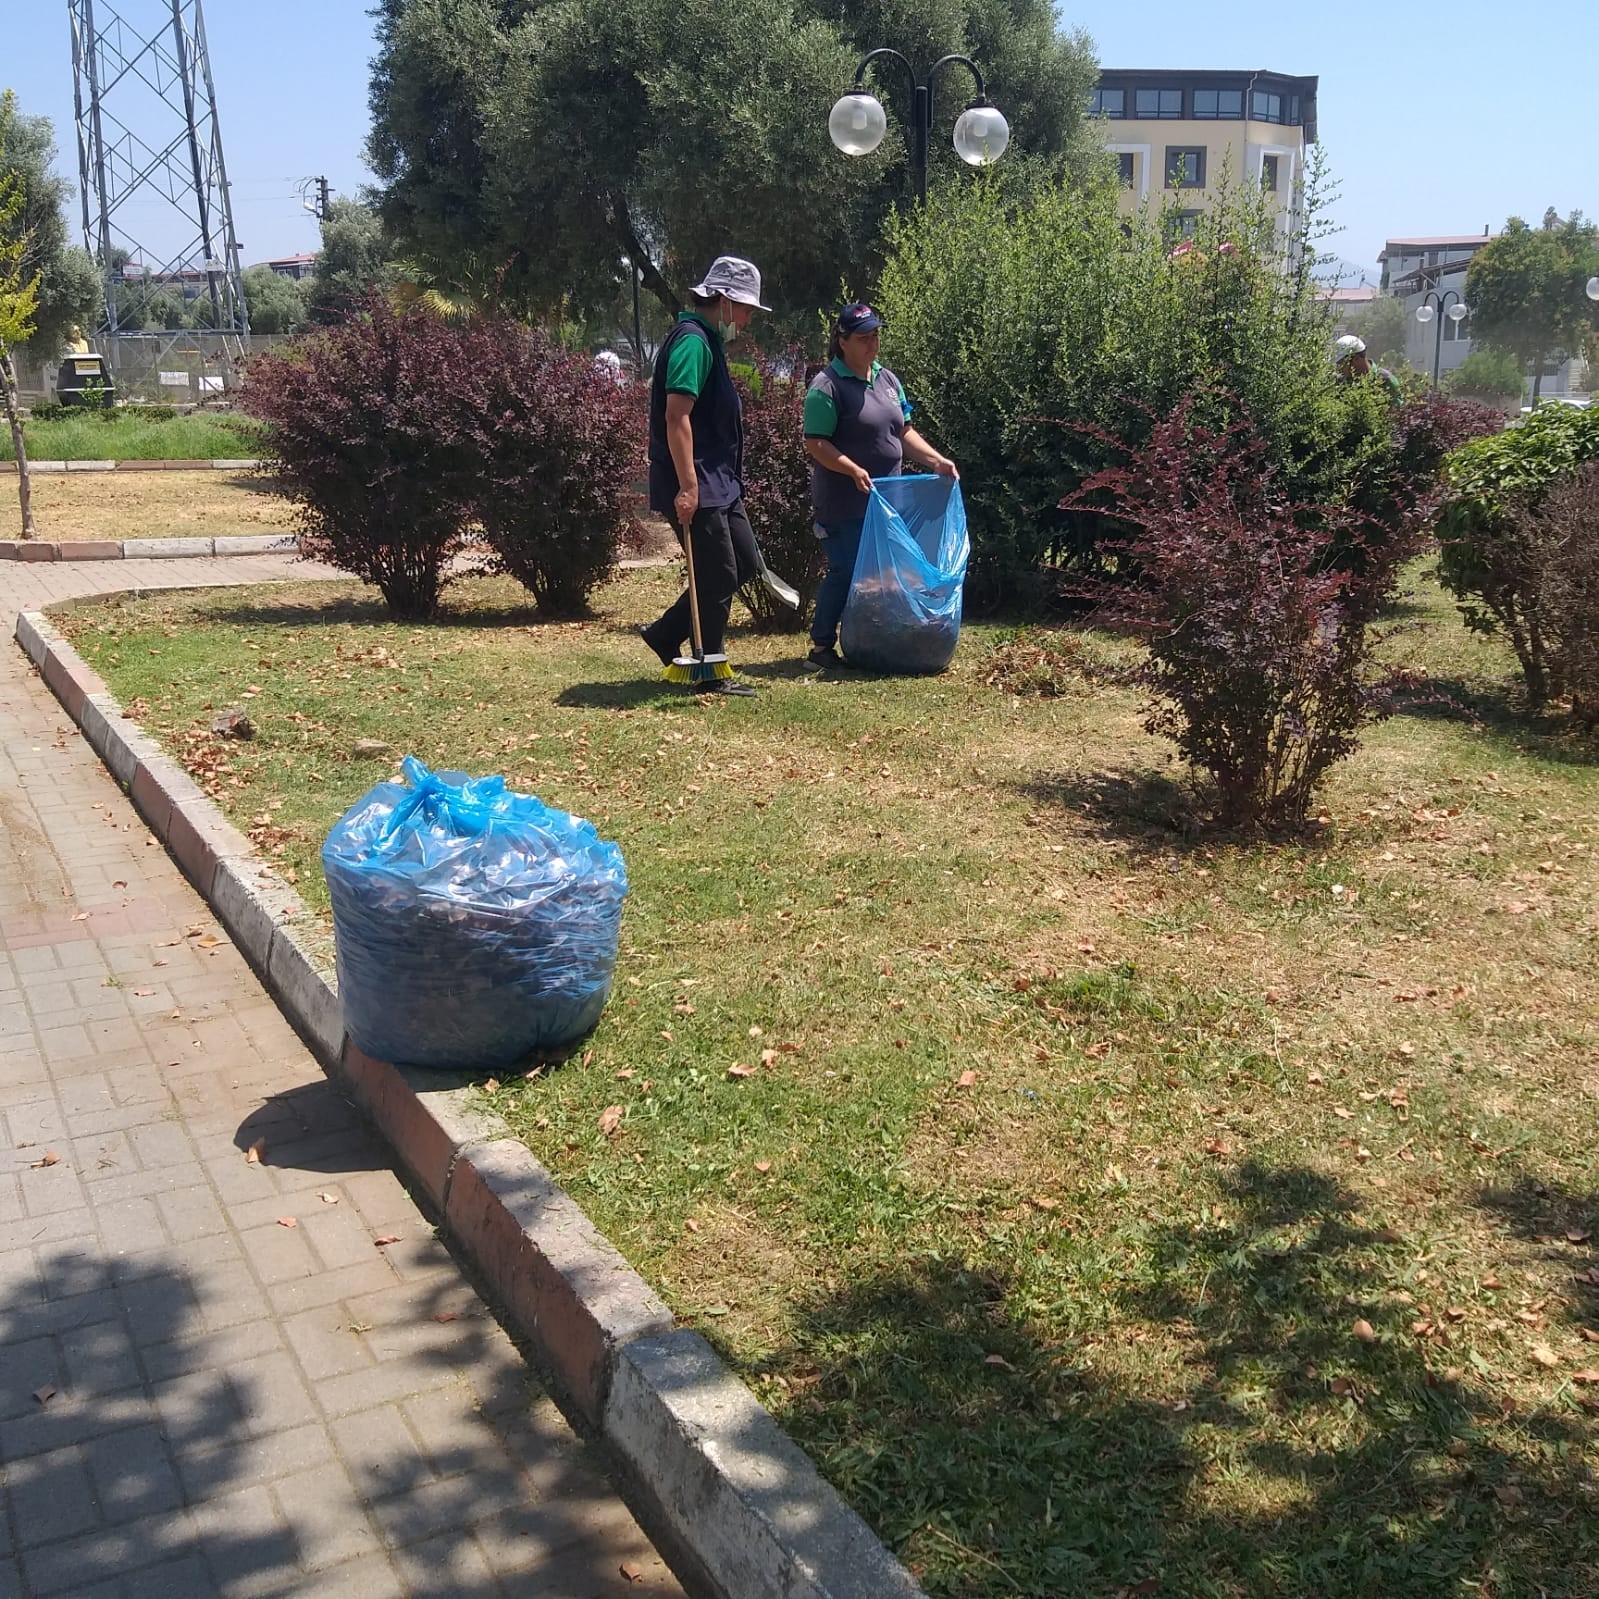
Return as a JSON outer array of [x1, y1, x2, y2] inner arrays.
[[648, 499, 759, 658]]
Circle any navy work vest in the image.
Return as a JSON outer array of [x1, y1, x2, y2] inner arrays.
[[648, 316, 744, 517]]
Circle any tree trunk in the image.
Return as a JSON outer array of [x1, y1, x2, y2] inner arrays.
[[1531, 350, 1545, 404], [0, 344, 35, 540]]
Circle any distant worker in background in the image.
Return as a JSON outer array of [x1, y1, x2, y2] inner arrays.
[[1334, 335, 1402, 405]]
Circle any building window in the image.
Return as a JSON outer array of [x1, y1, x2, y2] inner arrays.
[[1165, 146, 1205, 189], [1444, 311, 1471, 342], [1261, 154, 1279, 192], [1136, 88, 1183, 118], [1117, 151, 1136, 188], [1251, 89, 1283, 123], [1193, 89, 1242, 119], [1089, 88, 1125, 118]]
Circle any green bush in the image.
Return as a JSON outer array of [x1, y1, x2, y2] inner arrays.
[[873, 159, 1395, 606], [1521, 462, 1599, 724], [1437, 402, 1599, 702], [1444, 348, 1524, 404], [26, 402, 67, 423]]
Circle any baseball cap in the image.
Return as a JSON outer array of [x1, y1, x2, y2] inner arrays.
[[837, 301, 884, 334], [689, 256, 771, 311]]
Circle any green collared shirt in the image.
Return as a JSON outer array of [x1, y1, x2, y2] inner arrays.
[[802, 357, 912, 437], [663, 311, 721, 397]]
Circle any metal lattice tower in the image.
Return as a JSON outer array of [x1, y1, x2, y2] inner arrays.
[[67, 0, 249, 373]]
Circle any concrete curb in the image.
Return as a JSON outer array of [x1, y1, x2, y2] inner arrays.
[[0, 532, 297, 563], [0, 457, 262, 474], [16, 605, 927, 1599]]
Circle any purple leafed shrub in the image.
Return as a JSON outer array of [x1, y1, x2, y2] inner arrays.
[[1066, 397, 1431, 828], [1518, 462, 1599, 725], [476, 332, 646, 615], [733, 353, 825, 632], [240, 298, 489, 620]]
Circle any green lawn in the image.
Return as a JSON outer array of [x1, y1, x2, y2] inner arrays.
[[57, 563, 1599, 1598], [3, 410, 263, 462]]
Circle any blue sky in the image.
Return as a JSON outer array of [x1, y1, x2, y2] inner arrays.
[[6, 1, 1594, 278]]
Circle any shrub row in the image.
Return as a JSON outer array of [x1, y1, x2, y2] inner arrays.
[[239, 300, 643, 620]]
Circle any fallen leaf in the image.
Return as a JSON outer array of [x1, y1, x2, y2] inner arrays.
[[245, 1139, 266, 1164], [482, 1078, 500, 1094], [1352, 1319, 1377, 1344], [984, 1353, 1015, 1371], [620, 1561, 643, 1583], [1307, 1070, 1326, 1086], [1495, 1484, 1523, 1508], [754, 1160, 772, 1174], [599, 1105, 624, 1137], [726, 1063, 755, 1079], [276, 1216, 297, 1229], [29, 1151, 61, 1169], [1530, 1344, 1560, 1368], [1567, 1229, 1591, 1244], [133, 988, 155, 997], [196, 934, 221, 949], [760, 1048, 779, 1068], [373, 1234, 401, 1248], [748, 1026, 763, 1038], [1333, 1107, 1354, 1120], [956, 1070, 978, 1089], [1202, 1138, 1231, 1158], [1570, 1369, 1599, 1384], [32, 1386, 56, 1406], [615, 1068, 635, 1081], [684, 1218, 700, 1233], [1032, 1195, 1060, 1211], [1483, 1273, 1504, 1290], [318, 1192, 340, 1205], [433, 1312, 460, 1324]]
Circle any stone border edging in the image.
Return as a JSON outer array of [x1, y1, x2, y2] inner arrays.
[[16, 605, 927, 1599], [0, 531, 296, 563], [0, 457, 262, 473]]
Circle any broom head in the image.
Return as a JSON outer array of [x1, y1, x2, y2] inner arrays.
[[663, 652, 735, 684]]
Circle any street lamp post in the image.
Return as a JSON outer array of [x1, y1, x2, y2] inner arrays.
[[1414, 288, 1469, 389], [828, 50, 1009, 205]]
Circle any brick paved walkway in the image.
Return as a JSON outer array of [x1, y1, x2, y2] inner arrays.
[[0, 557, 685, 1597]]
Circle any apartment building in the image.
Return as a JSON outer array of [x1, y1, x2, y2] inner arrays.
[[1377, 234, 1489, 380], [1091, 69, 1317, 236]]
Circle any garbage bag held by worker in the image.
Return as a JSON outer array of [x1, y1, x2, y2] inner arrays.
[[323, 757, 628, 1069], [839, 473, 970, 675]]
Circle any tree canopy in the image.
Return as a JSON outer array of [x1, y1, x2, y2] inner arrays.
[[366, 0, 1101, 327], [1466, 212, 1599, 397], [241, 264, 309, 334], [0, 94, 99, 360], [306, 197, 395, 325]]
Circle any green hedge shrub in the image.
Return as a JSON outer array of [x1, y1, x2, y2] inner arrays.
[[1437, 402, 1599, 702], [873, 161, 1398, 607]]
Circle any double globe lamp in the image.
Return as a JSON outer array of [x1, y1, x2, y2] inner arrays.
[[828, 55, 1009, 206]]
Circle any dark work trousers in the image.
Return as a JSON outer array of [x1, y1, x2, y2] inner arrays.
[[647, 499, 759, 659]]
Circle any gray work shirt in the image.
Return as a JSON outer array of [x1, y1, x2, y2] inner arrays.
[[803, 357, 912, 528]]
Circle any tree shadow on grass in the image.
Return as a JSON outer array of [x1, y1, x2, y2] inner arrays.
[[758, 1159, 1597, 1598], [208, 592, 567, 633], [1475, 1173, 1599, 1329], [1009, 764, 1215, 854], [1386, 672, 1599, 767]]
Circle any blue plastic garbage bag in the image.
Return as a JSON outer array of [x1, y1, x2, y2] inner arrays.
[[839, 473, 970, 675], [322, 757, 627, 1069]]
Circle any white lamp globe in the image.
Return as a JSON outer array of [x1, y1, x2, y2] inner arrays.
[[1415, 303, 1436, 324], [829, 93, 888, 156], [1447, 302, 1468, 323], [1587, 275, 1599, 302], [953, 104, 1010, 166]]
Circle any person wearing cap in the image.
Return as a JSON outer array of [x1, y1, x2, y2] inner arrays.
[[802, 302, 957, 668], [640, 255, 769, 696], [1334, 335, 1402, 405]]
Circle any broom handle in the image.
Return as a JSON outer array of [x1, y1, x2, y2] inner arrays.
[[683, 515, 706, 660]]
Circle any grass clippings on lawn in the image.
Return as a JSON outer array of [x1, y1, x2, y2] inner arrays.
[[57, 563, 1599, 1599], [1, 470, 295, 543]]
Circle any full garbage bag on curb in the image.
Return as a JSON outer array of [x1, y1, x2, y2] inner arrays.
[[323, 757, 628, 1069], [839, 473, 970, 675]]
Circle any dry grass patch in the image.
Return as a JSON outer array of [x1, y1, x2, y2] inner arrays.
[[2, 470, 296, 542]]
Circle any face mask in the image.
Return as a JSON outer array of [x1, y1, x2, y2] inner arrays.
[[718, 315, 739, 344]]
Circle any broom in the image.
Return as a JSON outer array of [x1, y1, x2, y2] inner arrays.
[[663, 520, 735, 685]]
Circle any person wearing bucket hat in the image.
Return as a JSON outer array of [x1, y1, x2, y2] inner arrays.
[[641, 255, 771, 696], [801, 301, 957, 668]]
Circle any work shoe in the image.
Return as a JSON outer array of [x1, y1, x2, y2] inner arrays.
[[807, 643, 843, 668], [639, 624, 678, 668], [693, 677, 757, 697]]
